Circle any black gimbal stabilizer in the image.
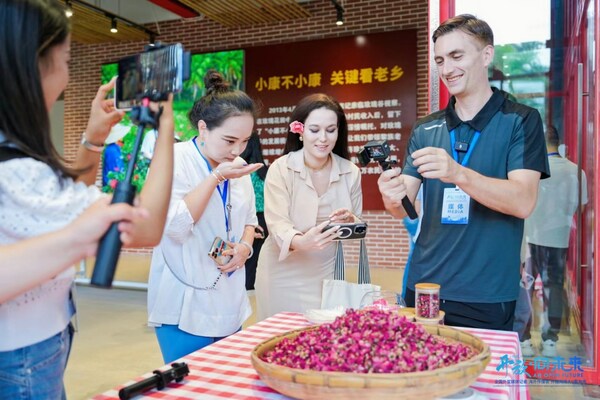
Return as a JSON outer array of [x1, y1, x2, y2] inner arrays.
[[357, 140, 418, 219], [118, 362, 189, 400], [91, 42, 190, 288], [91, 101, 161, 288]]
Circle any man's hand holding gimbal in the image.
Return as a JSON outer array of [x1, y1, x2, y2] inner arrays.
[[378, 167, 405, 206], [377, 167, 419, 219]]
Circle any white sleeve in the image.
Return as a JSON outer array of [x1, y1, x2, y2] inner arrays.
[[244, 175, 258, 226], [0, 159, 102, 241], [162, 151, 196, 244]]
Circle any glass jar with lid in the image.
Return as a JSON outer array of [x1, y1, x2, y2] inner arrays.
[[360, 290, 406, 311], [415, 283, 440, 319]]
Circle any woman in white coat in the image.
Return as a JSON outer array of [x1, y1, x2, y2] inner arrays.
[[148, 70, 263, 363]]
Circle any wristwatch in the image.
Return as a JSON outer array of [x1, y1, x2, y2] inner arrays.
[[81, 132, 105, 153]]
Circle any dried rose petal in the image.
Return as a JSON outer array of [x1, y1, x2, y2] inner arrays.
[[416, 292, 440, 319], [262, 309, 475, 374]]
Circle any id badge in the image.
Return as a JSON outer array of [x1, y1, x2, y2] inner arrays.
[[441, 187, 470, 224]]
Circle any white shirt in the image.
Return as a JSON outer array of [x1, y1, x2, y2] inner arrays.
[[147, 140, 257, 337], [140, 129, 158, 160], [0, 158, 100, 350], [525, 156, 588, 248]]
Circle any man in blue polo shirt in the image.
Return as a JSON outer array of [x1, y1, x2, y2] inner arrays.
[[378, 14, 549, 331]]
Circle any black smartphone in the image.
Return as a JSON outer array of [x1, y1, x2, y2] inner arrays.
[[322, 221, 368, 240], [208, 237, 233, 266], [115, 43, 189, 110]]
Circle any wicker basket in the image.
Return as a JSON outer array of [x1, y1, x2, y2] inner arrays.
[[398, 307, 416, 321], [251, 324, 491, 400]]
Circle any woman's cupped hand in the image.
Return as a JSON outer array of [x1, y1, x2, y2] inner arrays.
[[216, 159, 263, 180]]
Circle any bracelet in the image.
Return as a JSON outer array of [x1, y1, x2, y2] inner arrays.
[[238, 240, 254, 259], [81, 132, 104, 153], [211, 171, 224, 184], [214, 168, 226, 182]]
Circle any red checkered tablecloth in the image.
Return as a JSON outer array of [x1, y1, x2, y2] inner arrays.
[[94, 312, 529, 399]]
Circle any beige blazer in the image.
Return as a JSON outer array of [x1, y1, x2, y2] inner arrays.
[[264, 148, 363, 261]]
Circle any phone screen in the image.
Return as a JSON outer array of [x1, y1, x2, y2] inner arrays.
[[115, 55, 140, 110], [115, 43, 184, 110]]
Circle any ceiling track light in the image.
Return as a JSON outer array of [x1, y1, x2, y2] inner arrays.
[[63, 0, 157, 41], [110, 18, 118, 33], [331, 0, 345, 26], [65, 0, 73, 17], [336, 8, 344, 26]]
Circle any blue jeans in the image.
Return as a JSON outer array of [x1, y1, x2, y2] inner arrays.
[[0, 324, 73, 399], [401, 216, 419, 296], [155, 325, 238, 364]]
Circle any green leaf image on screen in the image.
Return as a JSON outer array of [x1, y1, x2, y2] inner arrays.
[[100, 49, 244, 193]]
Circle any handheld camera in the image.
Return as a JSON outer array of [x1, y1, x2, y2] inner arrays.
[[115, 42, 191, 110], [357, 140, 393, 169], [91, 43, 190, 289], [358, 140, 418, 219]]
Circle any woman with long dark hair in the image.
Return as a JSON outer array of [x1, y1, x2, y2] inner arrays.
[[0, 0, 175, 397], [255, 93, 363, 320]]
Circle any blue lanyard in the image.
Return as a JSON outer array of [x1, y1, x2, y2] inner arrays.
[[192, 137, 231, 238], [450, 129, 481, 166], [547, 152, 559, 157]]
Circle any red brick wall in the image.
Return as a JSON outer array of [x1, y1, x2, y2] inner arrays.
[[65, 0, 429, 268]]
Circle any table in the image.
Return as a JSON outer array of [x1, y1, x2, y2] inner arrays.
[[94, 312, 530, 399]]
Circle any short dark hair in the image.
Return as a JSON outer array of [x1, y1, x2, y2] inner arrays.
[[188, 69, 258, 130], [283, 93, 350, 160], [432, 14, 494, 47], [0, 0, 74, 180], [546, 125, 560, 147]]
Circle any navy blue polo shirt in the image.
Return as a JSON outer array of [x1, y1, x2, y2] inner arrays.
[[403, 88, 550, 303]]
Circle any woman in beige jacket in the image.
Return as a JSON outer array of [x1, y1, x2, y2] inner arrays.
[[255, 94, 363, 320]]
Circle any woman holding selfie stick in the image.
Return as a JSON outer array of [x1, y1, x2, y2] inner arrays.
[[0, 0, 175, 397], [148, 70, 263, 363], [255, 93, 363, 320]]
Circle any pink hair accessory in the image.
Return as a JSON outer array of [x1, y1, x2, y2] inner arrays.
[[289, 120, 304, 135]]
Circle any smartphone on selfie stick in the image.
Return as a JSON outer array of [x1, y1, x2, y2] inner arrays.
[[357, 140, 418, 220], [91, 43, 190, 288]]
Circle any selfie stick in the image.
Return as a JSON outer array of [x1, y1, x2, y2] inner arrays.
[[379, 159, 418, 220], [118, 362, 189, 400], [91, 98, 160, 288]]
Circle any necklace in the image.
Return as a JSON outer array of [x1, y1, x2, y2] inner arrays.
[[305, 157, 330, 173]]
